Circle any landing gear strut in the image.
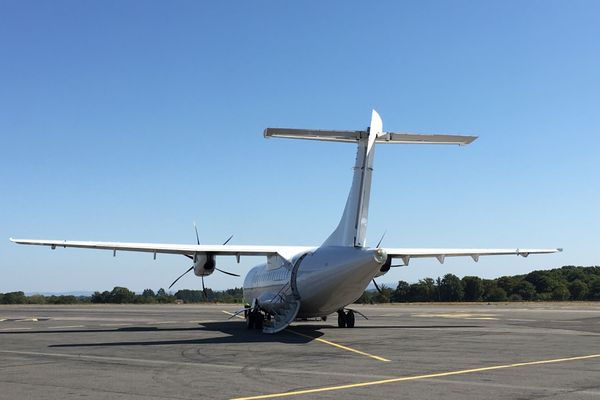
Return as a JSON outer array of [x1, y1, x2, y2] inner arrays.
[[246, 306, 264, 330], [337, 309, 355, 328]]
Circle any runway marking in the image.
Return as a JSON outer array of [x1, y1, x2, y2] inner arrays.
[[507, 318, 537, 322], [222, 310, 244, 319], [286, 329, 391, 362], [0, 327, 32, 331], [221, 310, 390, 363], [413, 313, 497, 320], [230, 353, 600, 400], [99, 323, 132, 327], [48, 325, 85, 329]]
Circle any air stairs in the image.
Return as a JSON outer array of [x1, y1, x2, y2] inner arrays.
[[262, 284, 300, 334]]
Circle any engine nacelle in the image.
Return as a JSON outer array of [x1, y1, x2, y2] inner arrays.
[[193, 253, 216, 277]]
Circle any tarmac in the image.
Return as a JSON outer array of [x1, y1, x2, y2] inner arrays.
[[1, 302, 599, 399]]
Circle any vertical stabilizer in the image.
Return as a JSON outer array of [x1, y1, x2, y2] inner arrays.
[[322, 110, 382, 247]]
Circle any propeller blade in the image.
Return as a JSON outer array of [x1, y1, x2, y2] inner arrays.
[[169, 266, 194, 289], [376, 230, 387, 248], [222, 234, 233, 245], [202, 275, 208, 300], [215, 267, 240, 277], [373, 279, 383, 294], [193, 222, 200, 245]]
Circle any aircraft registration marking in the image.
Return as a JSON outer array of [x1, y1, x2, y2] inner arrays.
[[231, 353, 600, 400], [221, 310, 390, 362]]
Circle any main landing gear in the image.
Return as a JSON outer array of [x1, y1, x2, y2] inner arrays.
[[337, 309, 355, 328], [245, 307, 264, 330], [245, 301, 265, 330]]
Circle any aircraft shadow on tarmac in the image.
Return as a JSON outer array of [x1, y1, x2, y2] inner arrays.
[[29, 321, 479, 348]]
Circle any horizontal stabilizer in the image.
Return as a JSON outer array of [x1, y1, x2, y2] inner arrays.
[[265, 128, 477, 146], [264, 128, 364, 142], [376, 132, 477, 146]]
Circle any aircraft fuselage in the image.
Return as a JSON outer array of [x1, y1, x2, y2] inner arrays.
[[243, 246, 387, 318]]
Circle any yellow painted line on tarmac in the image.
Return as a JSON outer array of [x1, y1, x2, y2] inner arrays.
[[48, 325, 85, 329], [413, 313, 497, 319], [285, 329, 390, 362], [0, 327, 32, 331], [231, 353, 600, 400], [222, 310, 244, 319], [221, 310, 390, 362], [465, 317, 498, 320]]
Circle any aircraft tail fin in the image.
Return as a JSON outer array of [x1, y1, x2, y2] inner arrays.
[[265, 110, 477, 248]]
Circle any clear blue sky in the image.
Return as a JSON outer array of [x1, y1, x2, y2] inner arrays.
[[1, 1, 599, 293]]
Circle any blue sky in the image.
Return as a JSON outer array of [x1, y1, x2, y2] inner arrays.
[[1, 1, 599, 293]]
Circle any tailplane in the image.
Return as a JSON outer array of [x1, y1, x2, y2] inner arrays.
[[264, 110, 477, 248]]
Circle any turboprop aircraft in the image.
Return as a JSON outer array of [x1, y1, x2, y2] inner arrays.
[[11, 110, 561, 333]]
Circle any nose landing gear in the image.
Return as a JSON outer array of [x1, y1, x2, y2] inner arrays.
[[336, 309, 355, 328]]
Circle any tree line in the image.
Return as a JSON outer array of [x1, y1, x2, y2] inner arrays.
[[358, 265, 600, 303], [2, 266, 599, 305], [0, 287, 244, 304]]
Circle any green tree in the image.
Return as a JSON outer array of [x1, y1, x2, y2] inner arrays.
[[497, 276, 519, 296], [486, 287, 507, 302], [568, 280, 589, 300], [462, 276, 484, 301], [551, 285, 570, 301], [391, 281, 410, 302], [588, 278, 600, 300], [514, 281, 537, 301], [356, 290, 375, 304], [526, 270, 560, 293], [110, 287, 135, 303], [439, 274, 464, 301], [373, 284, 393, 303], [408, 278, 437, 302], [3, 291, 27, 304]]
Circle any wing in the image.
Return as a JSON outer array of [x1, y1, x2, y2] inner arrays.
[[384, 247, 563, 265], [9, 238, 313, 261]]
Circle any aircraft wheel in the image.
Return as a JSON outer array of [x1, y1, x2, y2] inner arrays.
[[254, 311, 263, 330], [246, 312, 255, 329], [337, 310, 346, 328], [346, 310, 355, 328]]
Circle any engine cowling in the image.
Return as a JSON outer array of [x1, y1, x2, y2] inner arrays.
[[193, 253, 216, 277]]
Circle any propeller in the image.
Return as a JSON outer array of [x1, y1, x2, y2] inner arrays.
[[372, 279, 383, 294], [376, 230, 387, 248], [168, 225, 239, 292], [168, 266, 194, 289]]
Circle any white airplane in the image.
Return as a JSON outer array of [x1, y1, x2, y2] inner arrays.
[[11, 110, 561, 333]]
